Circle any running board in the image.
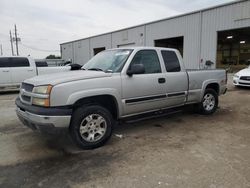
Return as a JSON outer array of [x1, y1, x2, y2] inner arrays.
[[121, 107, 183, 124]]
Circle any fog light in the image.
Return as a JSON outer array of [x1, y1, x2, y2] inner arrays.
[[32, 98, 50, 107]]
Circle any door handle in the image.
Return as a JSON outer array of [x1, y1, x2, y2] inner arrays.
[[2, 70, 9, 72], [158, 78, 166, 84], [27, 69, 34, 72]]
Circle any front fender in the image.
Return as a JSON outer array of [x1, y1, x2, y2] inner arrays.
[[67, 88, 123, 117]]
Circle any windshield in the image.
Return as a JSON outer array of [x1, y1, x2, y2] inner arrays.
[[83, 49, 133, 72]]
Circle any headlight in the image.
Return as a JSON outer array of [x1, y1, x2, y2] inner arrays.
[[32, 85, 52, 107], [33, 85, 52, 94], [234, 74, 239, 78]]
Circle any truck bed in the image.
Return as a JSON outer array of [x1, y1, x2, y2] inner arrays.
[[186, 69, 227, 104]]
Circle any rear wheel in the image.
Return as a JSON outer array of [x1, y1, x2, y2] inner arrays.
[[198, 88, 218, 115], [70, 105, 113, 149]]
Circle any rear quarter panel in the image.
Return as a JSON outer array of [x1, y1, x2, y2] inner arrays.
[[187, 69, 227, 103]]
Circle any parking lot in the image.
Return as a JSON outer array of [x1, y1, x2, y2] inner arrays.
[[0, 76, 250, 188]]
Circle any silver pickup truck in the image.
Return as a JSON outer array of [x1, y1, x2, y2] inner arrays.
[[16, 47, 227, 149]]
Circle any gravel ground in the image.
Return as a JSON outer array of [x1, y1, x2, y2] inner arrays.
[[0, 75, 250, 188]]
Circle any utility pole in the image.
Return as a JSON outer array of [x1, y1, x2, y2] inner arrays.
[[9, 30, 14, 56], [14, 24, 19, 56], [0, 44, 3, 56]]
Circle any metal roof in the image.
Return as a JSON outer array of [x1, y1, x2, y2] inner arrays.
[[60, 0, 246, 45]]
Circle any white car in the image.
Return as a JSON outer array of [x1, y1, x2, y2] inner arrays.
[[233, 66, 250, 87], [0, 56, 76, 91]]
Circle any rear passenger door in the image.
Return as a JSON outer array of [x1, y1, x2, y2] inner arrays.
[[10, 57, 36, 85], [0, 58, 12, 85], [161, 50, 188, 106]]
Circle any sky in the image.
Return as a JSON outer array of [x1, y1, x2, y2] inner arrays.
[[0, 0, 232, 58]]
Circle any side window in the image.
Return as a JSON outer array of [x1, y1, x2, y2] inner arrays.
[[161, 51, 181, 72], [35, 61, 48, 67], [0, 58, 9, 68], [129, 50, 161, 74], [11, 57, 30, 67]]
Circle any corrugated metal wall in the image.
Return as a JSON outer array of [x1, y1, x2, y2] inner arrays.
[[90, 34, 112, 57], [200, 0, 250, 68], [111, 26, 145, 48], [73, 39, 90, 65], [60, 0, 250, 68], [145, 13, 201, 69], [61, 43, 73, 62]]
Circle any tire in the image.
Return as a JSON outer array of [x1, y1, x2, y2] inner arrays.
[[198, 88, 218, 115], [70, 105, 114, 149]]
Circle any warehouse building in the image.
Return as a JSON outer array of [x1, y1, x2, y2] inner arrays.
[[60, 0, 250, 70]]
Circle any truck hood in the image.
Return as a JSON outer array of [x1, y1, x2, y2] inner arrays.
[[24, 70, 112, 86]]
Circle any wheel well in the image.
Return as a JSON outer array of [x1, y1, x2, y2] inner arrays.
[[205, 83, 219, 94], [73, 95, 118, 120]]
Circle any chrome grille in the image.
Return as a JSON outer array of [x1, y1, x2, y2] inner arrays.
[[240, 76, 250, 81], [21, 83, 34, 92], [20, 83, 34, 104]]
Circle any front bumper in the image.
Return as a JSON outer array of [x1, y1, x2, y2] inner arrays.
[[233, 77, 250, 87], [16, 97, 72, 133]]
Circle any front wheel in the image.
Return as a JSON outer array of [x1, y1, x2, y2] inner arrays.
[[70, 105, 114, 149], [198, 88, 218, 115]]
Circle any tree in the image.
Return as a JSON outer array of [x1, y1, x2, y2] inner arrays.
[[45, 54, 61, 59]]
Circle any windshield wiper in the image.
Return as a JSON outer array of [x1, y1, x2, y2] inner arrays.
[[88, 68, 104, 71], [105, 69, 113, 73]]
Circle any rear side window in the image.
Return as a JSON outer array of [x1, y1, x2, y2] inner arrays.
[[11, 57, 30, 67], [130, 50, 161, 74], [0, 58, 9, 68], [161, 51, 181, 72], [35, 61, 48, 67]]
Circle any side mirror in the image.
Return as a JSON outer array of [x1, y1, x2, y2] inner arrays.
[[70, 64, 82, 70], [205, 60, 214, 66], [127, 64, 145, 76]]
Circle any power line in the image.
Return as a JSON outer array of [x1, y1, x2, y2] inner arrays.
[[9, 30, 14, 56], [5, 24, 60, 54], [14, 24, 19, 56], [20, 42, 60, 52]]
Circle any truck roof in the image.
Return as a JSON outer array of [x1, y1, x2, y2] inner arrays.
[[0, 56, 32, 58], [108, 46, 178, 52]]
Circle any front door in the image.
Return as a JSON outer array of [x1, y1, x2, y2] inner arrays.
[[121, 50, 167, 116]]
